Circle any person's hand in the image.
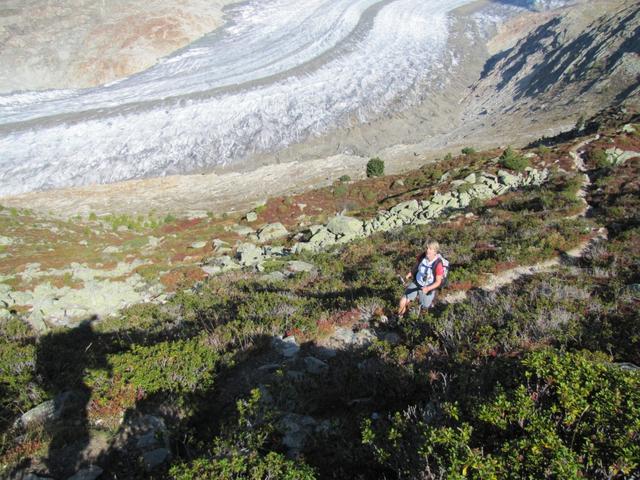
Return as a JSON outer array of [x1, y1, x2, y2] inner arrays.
[[422, 286, 429, 293], [405, 272, 412, 279]]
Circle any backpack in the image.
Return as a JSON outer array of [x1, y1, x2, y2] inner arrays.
[[433, 255, 450, 289], [414, 253, 450, 289]]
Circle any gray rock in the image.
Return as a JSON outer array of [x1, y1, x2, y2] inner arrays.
[[262, 271, 287, 282], [15, 391, 76, 430], [605, 148, 638, 166], [245, 211, 258, 222], [458, 192, 472, 208], [383, 332, 401, 344], [228, 224, 256, 237], [236, 243, 264, 266], [211, 238, 231, 254], [287, 261, 316, 274], [189, 241, 207, 249], [308, 227, 337, 247], [142, 448, 170, 471], [391, 179, 405, 188], [116, 225, 129, 233], [66, 466, 104, 480], [257, 363, 282, 372], [390, 200, 419, 216], [102, 246, 120, 254], [278, 413, 317, 451], [147, 236, 162, 248], [257, 222, 288, 242], [326, 215, 363, 237], [463, 172, 477, 183], [329, 327, 375, 347], [263, 245, 286, 256], [11, 473, 54, 480], [468, 184, 495, 200], [304, 356, 329, 374], [272, 336, 299, 358], [622, 124, 636, 133], [202, 255, 241, 275], [186, 210, 209, 219], [497, 170, 519, 187], [286, 370, 305, 381]]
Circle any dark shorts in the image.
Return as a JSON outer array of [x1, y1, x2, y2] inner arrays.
[[403, 281, 436, 309]]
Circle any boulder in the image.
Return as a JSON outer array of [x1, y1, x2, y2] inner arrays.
[[326, 215, 363, 237], [236, 243, 263, 266], [245, 211, 258, 222], [287, 261, 316, 274], [304, 356, 329, 374], [147, 236, 162, 248], [278, 413, 317, 451], [308, 227, 338, 247], [15, 391, 77, 431], [142, 448, 170, 471], [390, 200, 420, 216], [463, 172, 477, 183], [263, 245, 287, 257], [211, 238, 232, 253], [622, 124, 636, 133], [0, 236, 14, 246], [468, 184, 495, 200], [228, 224, 256, 237], [189, 241, 207, 249], [202, 255, 241, 274], [605, 148, 639, 166], [262, 271, 287, 282], [66, 466, 104, 480], [257, 223, 288, 242], [272, 336, 299, 358], [497, 170, 520, 187], [458, 192, 472, 208], [329, 327, 376, 348]]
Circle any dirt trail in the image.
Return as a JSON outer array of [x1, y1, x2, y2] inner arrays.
[[442, 135, 603, 305]]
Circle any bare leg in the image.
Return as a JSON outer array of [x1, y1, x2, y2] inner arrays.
[[397, 296, 410, 316]]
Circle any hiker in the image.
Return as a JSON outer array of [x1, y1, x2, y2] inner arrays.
[[397, 240, 445, 318]]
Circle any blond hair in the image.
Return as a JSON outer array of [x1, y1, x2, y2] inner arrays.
[[423, 240, 440, 252]]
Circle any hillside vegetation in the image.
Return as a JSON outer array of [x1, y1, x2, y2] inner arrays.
[[1, 112, 639, 479]]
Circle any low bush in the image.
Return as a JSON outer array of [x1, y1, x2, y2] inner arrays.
[[499, 147, 530, 171], [170, 389, 316, 479], [362, 349, 640, 479], [366, 158, 385, 178], [461, 147, 476, 155]]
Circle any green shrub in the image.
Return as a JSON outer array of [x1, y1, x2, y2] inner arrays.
[[362, 349, 640, 479], [170, 389, 316, 479], [109, 336, 220, 394], [333, 184, 348, 198], [366, 158, 385, 178], [461, 147, 476, 155], [590, 148, 612, 168], [499, 147, 530, 171], [339, 174, 351, 182]]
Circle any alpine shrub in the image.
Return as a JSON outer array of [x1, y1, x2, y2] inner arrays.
[[366, 157, 385, 178], [499, 147, 530, 171]]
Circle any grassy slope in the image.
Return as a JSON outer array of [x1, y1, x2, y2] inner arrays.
[[1, 118, 639, 478]]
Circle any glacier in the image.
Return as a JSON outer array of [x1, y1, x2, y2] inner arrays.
[[0, 0, 568, 196]]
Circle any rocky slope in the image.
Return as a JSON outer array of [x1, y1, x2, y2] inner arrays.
[[0, 0, 237, 93], [1, 114, 639, 479], [457, 0, 640, 146]]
